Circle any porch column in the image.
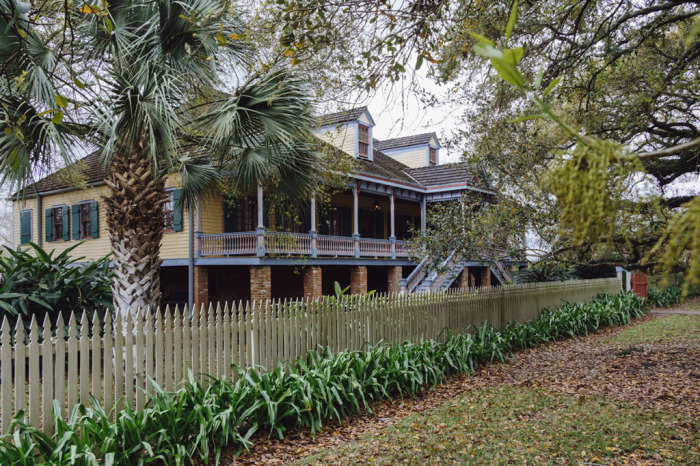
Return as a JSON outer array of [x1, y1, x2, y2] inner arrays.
[[303, 266, 322, 299], [456, 268, 470, 290], [350, 266, 367, 295], [250, 265, 272, 301], [310, 196, 318, 257], [479, 266, 491, 288], [388, 266, 402, 295], [389, 191, 396, 259], [352, 186, 360, 258], [193, 265, 208, 313], [421, 197, 427, 232], [256, 182, 265, 257]]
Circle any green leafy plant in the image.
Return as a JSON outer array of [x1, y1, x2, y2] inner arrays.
[[515, 261, 568, 284], [0, 242, 112, 330], [647, 285, 700, 308]]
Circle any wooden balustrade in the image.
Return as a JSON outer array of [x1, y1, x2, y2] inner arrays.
[[315, 235, 355, 256], [199, 232, 412, 258], [265, 232, 312, 255], [198, 232, 257, 255], [358, 238, 392, 257]]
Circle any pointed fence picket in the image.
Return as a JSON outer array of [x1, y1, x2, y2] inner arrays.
[[0, 278, 620, 433]]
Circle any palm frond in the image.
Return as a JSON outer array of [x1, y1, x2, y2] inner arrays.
[[176, 154, 221, 210]]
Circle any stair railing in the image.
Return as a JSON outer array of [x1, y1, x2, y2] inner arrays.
[[401, 258, 427, 293], [429, 251, 460, 292]]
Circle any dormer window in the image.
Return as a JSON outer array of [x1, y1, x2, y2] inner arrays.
[[358, 124, 370, 158], [429, 147, 437, 166]]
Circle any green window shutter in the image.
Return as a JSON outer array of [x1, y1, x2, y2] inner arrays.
[[172, 189, 183, 232], [91, 201, 99, 239], [45, 208, 53, 242], [20, 210, 31, 245], [72, 204, 80, 240], [62, 205, 70, 241]]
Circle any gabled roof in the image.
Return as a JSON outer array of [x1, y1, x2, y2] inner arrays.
[[358, 150, 418, 184], [374, 133, 437, 151], [16, 110, 484, 198], [19, 151, 108, 197], [318, 106, 368, 127], [404, 164, 475, 186]]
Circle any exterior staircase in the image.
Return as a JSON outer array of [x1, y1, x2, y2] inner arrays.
[[401, 254, 516, 293], [491, 260, 515, 284]]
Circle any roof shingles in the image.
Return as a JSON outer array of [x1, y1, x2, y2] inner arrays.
[[374, 133, 436, 151], [21, 110, 477, 196], [318, 107, 367, 127], [404, 164, 475, 187]]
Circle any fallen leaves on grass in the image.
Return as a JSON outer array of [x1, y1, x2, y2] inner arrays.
[[225, 314, 699, 465]]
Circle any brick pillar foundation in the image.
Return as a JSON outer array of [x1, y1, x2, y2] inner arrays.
[[480, 266, 492, 288], [456, 269, 470, 290], [193, 265, 208, 312], [250, 266, 272, 302], [303, 266, 323, 299], [350, 266, 368, 295], [466, 267, 477, 287], [388, 266, 402, 294]]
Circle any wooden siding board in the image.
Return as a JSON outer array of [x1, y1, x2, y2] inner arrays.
[[314, 125, 356, 156], [390, 147, 428, 168], [12, 174, 190, 260]]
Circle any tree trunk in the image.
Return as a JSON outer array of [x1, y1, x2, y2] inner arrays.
[[104, 147, 166, 318]]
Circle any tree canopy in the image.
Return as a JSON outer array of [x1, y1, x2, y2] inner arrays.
[[260, 0, 699, 286]]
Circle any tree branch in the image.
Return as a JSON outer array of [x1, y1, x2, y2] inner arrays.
[[636, 136, 700, 160]]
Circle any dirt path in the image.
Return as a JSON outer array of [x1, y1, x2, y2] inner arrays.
[[225, 313, 699, 465]]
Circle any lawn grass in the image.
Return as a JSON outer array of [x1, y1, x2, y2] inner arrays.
[[605, 314, 700, 346], [298, 386, 699, 465]]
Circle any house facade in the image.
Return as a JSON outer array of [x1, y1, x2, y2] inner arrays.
[[12, 107, 511, 308]]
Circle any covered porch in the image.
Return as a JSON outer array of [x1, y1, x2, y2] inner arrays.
[[197, 181, 427, 259]]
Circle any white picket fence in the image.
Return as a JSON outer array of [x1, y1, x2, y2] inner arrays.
[[0, 278, 620, 434]]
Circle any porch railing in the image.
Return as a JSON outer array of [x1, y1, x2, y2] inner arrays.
[[316, 235, 354, 256], [358, 238, 392, 257], [265, 231, 312, 255], [198, 231, 412, 258], [198, 232, 257, 256]]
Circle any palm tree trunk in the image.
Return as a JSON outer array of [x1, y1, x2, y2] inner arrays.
[[104, 145, 166, 318]]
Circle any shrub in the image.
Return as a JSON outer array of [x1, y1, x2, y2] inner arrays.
[[0, 243, 112, 332], [0, 291, 647, 465], [515, 261, 568, 283], [647, 285, 700, 308]]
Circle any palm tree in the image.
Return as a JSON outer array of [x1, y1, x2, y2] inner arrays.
[[1, 0, 317, 317]]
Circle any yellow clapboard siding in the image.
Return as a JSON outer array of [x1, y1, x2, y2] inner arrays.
[[200, 191, 224, 235], [314, 124, 356, 156], [12, 174, 191, 261], [389, 147, 427, 168]]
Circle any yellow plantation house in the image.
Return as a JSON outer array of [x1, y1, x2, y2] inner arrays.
[[12, 107, 517, 309]]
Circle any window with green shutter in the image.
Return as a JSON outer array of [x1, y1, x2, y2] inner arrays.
[[19, 210, 32, 245], [71, 201, 98, 240], [45, 208, 53, 242], [91, 200, 99, 238], [163, 189, 183, 232], [48, 206, 68, 242]]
